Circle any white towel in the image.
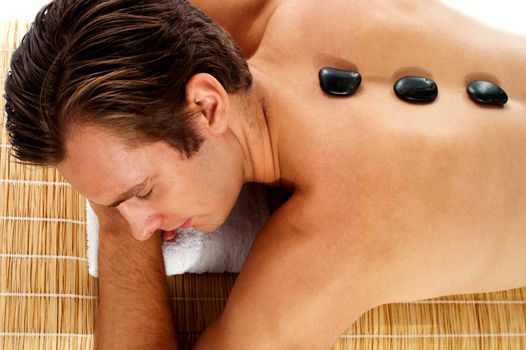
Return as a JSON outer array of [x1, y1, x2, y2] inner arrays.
[[87, 183, 270, 276]]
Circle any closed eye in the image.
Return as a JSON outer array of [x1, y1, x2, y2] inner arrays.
[[136, 188, 153, 201]]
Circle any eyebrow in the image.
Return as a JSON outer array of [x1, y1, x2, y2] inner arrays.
[[106, 177, 150, 208]]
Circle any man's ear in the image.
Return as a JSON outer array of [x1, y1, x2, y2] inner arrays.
[[185, 73, 230, 136]]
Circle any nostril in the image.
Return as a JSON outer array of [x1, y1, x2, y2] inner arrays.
[[127, 214, 164, 241], [132, 229, 155, 242]]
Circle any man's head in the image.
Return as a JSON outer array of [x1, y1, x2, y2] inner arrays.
[[4, 0, 256, 239], [4, 0, 252, 165]]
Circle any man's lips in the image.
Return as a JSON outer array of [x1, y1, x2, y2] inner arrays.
[[162, 230, 177, 241], [161, 219, 193, 241], [180, 218, 193, 228]]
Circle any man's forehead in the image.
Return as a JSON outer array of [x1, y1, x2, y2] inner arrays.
[[65, 124, 128, 150], [58, 125, 148, 199]]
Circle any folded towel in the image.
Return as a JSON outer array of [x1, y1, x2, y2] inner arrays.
[[87, 183, 270, 276]]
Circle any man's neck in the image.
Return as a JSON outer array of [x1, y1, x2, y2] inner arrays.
[[233, 75, 282, 187]]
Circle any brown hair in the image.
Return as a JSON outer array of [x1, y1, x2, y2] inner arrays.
[[4, 0, 252, 166]]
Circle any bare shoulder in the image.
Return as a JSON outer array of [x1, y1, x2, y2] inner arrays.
[[196, 192, 382, 350], [189, 0, 280, 57]]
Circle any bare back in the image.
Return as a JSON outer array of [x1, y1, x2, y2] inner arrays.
[[197, 1, 526, 349], [243, 0, 526, 299]]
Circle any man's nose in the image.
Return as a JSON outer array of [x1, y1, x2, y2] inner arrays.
[[118, 202, 163, 241]]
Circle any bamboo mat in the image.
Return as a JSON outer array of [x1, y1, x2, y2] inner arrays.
[[1, 20, 526, 350]]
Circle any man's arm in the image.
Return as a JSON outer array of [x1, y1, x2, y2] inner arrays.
[[92, 203, 179, 350], [92, 194, 381, 349], [189, 0, 278, 57]]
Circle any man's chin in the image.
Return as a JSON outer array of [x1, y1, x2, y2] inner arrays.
[[193, 220, 224, 234], [197, 224, 220, 234]]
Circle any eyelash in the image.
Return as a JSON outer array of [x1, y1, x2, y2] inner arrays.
[[136, 188, 153, 201]]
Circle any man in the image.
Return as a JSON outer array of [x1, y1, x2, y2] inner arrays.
[[4, 0, 526, 348]]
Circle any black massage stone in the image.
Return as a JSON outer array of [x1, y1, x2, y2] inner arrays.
[[319, 67, 362, 96], [466, 80, 508, 105], [394, 76, 438, 103]]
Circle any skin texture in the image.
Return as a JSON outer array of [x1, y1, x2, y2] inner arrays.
[[56, 0, 526, 348], [91, 203, 178, 349]]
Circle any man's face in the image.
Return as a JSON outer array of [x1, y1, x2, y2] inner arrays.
[[57, 124, 245, 241]]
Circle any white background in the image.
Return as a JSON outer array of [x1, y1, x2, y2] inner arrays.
[[1, 0, 51, 20], [1, 0, 526, 35]]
